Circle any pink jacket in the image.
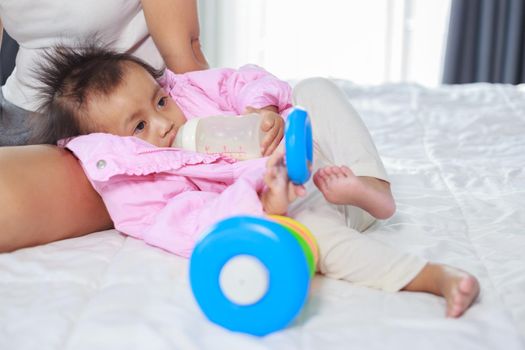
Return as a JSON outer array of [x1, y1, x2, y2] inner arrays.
[[65, 65, 293, 257]]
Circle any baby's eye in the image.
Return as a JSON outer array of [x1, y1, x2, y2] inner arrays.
[[157, 96, 168, 108], [134, 121, 146, 134]]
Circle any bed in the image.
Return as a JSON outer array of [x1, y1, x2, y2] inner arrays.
[[1, 81, 524, 350]]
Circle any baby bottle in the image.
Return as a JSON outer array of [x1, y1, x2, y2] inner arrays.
[[172, 113, 267, 160]]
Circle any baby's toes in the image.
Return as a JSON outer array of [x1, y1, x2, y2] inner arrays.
[[459, 276, 480, 307], [449, 293, 467, 317], [446, 294, 459, 317], [317, 167, 328, 178], [460, 275, 479, 296], [329, 166, 343, 176], [448, 279, 478, 318], [341, 165, 355, 177], [332, 166, 347, 177], [320, 167, 331, 177], [313, 170, 326, 189]]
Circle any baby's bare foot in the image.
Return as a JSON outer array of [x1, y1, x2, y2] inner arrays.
[[438, 266, 480, 318], [312, 165, 395, 219], [403, 263, 480, 318]]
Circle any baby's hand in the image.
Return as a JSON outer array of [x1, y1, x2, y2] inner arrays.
[[260, 148, 306, 215], [245, 106, 284, 156]]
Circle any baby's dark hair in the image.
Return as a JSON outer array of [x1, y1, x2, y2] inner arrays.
[[31, 45, 163, 144]]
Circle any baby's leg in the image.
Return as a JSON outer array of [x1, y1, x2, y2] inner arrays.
[[290, 79, 479, 316], [290, 198, 426, 292], [292, 78, 395, 219], [290, 199, 479, 317]]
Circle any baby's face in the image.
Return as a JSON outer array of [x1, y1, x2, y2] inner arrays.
[[86, 62, 186, 148]]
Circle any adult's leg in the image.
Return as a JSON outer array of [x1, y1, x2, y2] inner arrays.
[[0, 39, 111, 251], [0, 145, 113, 252]]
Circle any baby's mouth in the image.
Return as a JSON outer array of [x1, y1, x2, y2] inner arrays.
[[161, 124, 176, 148], [167, 132, 177, 148]]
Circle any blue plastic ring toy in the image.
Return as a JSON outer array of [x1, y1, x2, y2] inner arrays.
[[189, 216, 311, 336], [285, 107, 313, 185]]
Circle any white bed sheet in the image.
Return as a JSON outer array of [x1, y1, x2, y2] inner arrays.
[[1, 81, 524, 350]]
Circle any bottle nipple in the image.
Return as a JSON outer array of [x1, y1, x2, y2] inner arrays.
[[171, 119, 199, 151]]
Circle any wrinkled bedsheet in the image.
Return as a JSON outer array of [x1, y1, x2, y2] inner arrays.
[[1, 82, 524, 350]]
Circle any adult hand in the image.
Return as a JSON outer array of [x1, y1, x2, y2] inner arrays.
[[245, 106, 284, 156]]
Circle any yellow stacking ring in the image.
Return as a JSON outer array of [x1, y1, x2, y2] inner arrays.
[[269, 215, 319, 277]]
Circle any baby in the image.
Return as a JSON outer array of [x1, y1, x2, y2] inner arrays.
[[34, 45, 479, 318]]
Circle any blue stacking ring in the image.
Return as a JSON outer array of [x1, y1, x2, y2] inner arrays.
[[189, 216, 311, 336], [285, 107, 313, 185]]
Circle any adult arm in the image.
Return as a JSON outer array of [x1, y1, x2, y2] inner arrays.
[[141, 0, 209, 73], [0, 145, 113, 252]]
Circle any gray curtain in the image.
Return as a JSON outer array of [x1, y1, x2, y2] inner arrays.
[[443, 0, 525, 84]]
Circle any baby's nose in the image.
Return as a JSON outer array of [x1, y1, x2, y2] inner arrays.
[[151, 116, 173, 136]]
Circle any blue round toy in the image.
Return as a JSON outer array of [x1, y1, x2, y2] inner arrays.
[[189, 216, 318, 336], [285, 107, 313, 185]]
